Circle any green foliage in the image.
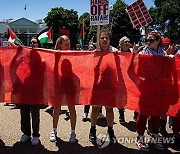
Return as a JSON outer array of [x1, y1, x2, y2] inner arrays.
[[149, 0, 180, 41], [44, 7, 79, 49], [110, 0, 140, 47], [78, 12, 94, 45], [78, 12, 99, 47], [44, 0, 144, 48], [78, 0, 141, 47]]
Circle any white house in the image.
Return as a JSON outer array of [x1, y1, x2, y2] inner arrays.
[[0, 17, 47, 46]]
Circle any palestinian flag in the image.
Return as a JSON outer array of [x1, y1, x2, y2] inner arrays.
[[78, 22, 84, 47], [38, 26, 53, 44], [8, 28, 22, 46]]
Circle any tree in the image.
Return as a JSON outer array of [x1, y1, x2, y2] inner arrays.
[[78, 12, 98, 47], [44, 7, 79, 49], [78, 12, 90, 45], [110, 0, 140, 47], [79, 0, 141, 48], [149, 0, 180, 41]]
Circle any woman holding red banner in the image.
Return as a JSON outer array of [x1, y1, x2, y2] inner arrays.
[[117, 36, 132, 124], [50, 35, 77, 143], [10, 38, 45, 146], [118, 36, 141, 123], [130, 32, 166, 151], [89, 29, 117, 144]]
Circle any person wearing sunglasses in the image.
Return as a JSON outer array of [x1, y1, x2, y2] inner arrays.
[[19, 37, 44, 145], [118, 37, 143, 123], [143, 33, 170, 135], [145, 36, 174, 140], [118, 36, 132, 52], [134, 32, 166, 151], [50, 35, 77, 144], [117, 36, 133, 124], [29, 38, 40, 48], [141, 32, 166, 55]]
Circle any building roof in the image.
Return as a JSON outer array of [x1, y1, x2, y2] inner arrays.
[[8, 17, 39, 26]]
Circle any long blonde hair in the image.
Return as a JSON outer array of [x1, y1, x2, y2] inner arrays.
[[54, 35, 69, 50]]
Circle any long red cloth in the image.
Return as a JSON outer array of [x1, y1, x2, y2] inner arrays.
[[0, 46, 179, 116]]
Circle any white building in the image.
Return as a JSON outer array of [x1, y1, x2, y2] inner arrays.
[[0, 17, 47, 46], [0, 22, 9, 45]]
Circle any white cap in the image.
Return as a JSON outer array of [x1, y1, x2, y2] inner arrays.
[[119, 36, 130, 45]]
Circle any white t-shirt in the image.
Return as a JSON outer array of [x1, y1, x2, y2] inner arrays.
[[94, 45, 118, 52]]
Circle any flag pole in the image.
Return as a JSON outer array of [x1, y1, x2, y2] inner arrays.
[[82, 19, 85, 48], [96, 25, 100, 50], [8, 28, 24, 46], [17, 38, 24, 46], [24, 3, 27, 18], [109, 4, 113, 34]]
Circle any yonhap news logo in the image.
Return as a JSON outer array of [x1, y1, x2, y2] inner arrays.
[[96, 133, 110, 148], [96, 133, 175, 148], [118, 136, 175, 144]]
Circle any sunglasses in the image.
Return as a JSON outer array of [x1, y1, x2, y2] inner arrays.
[[30, 41, 38, 44], [145, 39, 155, 43]]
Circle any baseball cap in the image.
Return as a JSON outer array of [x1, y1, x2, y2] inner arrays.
[[119, 36, 130, 45], [162, 37, 171, 44]]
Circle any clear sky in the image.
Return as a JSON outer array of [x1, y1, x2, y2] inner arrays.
[[0, 0, 154, 21]]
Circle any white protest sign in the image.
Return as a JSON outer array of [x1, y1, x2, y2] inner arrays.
[[90, 0, 109, 25], [3, 41, 10, 46]]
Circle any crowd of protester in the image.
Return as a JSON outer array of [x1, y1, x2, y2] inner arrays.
[[1, 29, 180, 152]]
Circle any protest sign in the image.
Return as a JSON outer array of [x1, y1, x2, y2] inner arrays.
[[90, 0, 109, 25], [126, 0, 152, 29]]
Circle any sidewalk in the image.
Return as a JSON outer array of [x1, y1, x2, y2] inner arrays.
[[0, 104, 178, 154]]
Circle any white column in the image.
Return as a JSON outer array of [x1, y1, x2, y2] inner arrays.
[[27, 29, 30, 34]]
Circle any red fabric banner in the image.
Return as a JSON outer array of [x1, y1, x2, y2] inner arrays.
[[0, 47, 180, 116]]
